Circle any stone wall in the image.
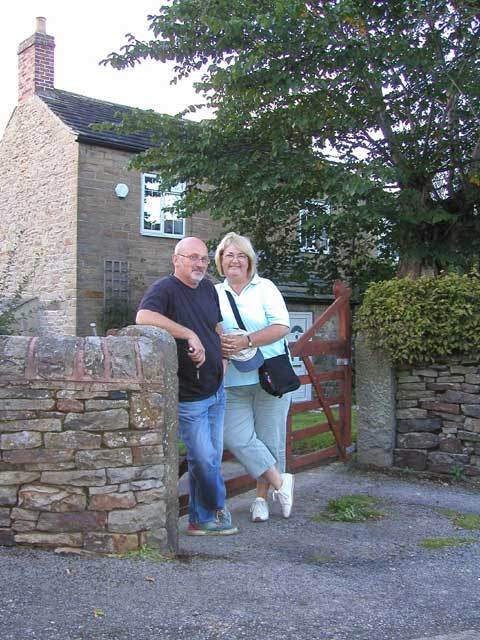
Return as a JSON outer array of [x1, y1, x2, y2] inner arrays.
[[356, 338, 480, 478], [0, 326, 179, 553], [394, 358, 480, 477]]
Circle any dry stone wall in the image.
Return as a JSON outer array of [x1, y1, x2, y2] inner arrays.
[[0, 326, 179, 553], [394, 358, 480, 477], [357, 336, 480, 479]]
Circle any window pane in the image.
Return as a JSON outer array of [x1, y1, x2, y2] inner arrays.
[[142, 175, 185, 236], [144, 194, 162, 230], [173, 219, 184, 235]]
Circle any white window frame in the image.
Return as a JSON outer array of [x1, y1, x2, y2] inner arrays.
[[140, 173, 186, 238], [298, 207, 330, 255], [288, 311, 313, 404]]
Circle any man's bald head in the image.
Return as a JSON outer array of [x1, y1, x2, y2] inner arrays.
[[174, 237, 208, 256], [172, 237, 210, 288]]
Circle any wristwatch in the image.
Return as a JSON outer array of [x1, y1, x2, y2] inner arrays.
[[246, 334, 254, 348]]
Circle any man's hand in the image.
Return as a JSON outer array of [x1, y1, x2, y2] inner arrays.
[[136, 310, 207, 367], [187, 334, 206, 367]]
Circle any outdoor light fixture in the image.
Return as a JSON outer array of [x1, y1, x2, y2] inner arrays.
[[114, 183, 129, 199]]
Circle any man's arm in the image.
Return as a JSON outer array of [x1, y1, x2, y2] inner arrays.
[[136, 309, 206, 366]]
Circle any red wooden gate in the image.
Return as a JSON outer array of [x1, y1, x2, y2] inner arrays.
[[179, 280, 352, 513], [287, 280, 352, 470]]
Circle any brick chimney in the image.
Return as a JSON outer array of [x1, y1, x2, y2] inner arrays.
[[18, 17, 55, 103]]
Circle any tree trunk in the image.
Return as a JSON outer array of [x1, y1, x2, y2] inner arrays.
[[396, 259, 440, 279]]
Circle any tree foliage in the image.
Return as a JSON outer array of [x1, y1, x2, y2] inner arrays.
[[104, 0, 480, 290]]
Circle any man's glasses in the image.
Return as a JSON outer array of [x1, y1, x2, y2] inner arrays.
[[176, 253, 210, 265]]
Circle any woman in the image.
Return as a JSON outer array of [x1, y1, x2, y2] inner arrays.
[[215, 232, 294, 522]]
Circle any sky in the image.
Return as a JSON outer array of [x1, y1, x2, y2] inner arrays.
[[1, 0, 205, 137]]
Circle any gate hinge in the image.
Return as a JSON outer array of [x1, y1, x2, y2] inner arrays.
[[336, 358, 350, 366]]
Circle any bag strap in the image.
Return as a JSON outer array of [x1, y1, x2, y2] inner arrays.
[[225, 290, 247, 331], [226, 289, 290, 356]]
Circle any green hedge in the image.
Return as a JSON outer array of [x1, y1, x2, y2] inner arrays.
[[355, 272, 480, 364]]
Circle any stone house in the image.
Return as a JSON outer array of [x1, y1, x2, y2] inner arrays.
[[0, 18, 224, 337], [0, 19, 336, 403]]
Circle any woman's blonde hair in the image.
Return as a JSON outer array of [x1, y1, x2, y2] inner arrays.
[[214, 232, 257, 280]]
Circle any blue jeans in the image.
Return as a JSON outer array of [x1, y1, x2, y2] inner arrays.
[[178, 384, 226, 524]]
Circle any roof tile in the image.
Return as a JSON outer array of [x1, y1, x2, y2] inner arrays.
[[39, 89, 154, 152]]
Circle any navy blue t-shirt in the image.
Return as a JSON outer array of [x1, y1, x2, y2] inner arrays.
[[138, 275, 223, 402]]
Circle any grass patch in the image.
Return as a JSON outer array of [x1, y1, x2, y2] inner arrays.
[[110, 545, 175, 562], [420, 536, 478, 549], [439, 509, 480, 531], [454, 513, 480, 530], [313, 493, 384, 523], [307, 554, 336, 564], [450, 463, 467, 481], [291, 407, 357, 454], [178, 407, 357, 458]]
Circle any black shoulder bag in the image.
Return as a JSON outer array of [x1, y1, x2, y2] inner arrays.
[[225, 291, 301, 398]]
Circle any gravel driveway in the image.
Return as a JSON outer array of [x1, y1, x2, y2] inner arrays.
[[1, 463, 479, 640]]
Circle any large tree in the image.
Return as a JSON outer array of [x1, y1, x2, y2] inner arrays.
[[105, 0, 480, 289]]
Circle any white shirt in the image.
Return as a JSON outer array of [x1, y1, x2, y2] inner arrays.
[[216, 274, 290, 387]]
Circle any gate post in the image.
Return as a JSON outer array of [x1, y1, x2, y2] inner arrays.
[[334, 281, 352, 452], [355, 334, 396, 466]]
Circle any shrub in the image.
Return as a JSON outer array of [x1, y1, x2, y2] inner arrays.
[[355, 272, 480, 364]]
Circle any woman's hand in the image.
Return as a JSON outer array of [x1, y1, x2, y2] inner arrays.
[[221, 332, 249, 358]]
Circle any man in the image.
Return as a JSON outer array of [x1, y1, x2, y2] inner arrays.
[[136, 237, 238, 535]]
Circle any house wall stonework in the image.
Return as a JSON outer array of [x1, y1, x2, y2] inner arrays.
[[0, 97, 78, 335], [77, 144, 225, 336], [0, 327, 179, 553], [356, 337, 480, 478]]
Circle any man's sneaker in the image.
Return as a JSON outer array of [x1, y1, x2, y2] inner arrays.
[[216, 508, 233, 528], [186, 522, 207, 536], [186, 509, 239, 536], [250, 497, 269, 522], [272, 473, 294, 518]]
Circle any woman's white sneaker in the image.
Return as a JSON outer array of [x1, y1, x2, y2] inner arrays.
[[272, 473, 294, 518], [250, 497, 269, 522]]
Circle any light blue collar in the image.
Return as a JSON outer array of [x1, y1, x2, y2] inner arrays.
[[223, 273, 261, 294]]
